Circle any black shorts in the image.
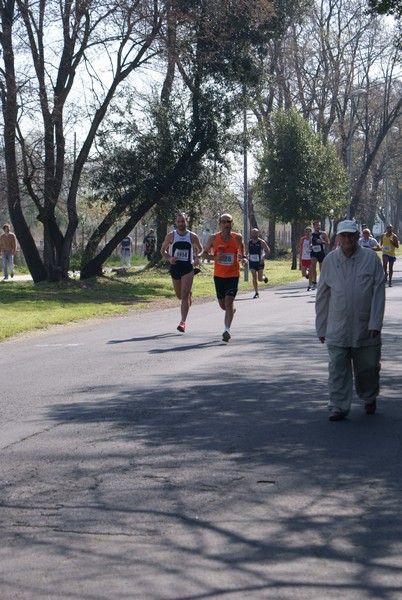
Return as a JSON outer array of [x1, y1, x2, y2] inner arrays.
[[170, 262, 194, 280], [310, 251, 326, 263], [214, 276, 239, 299], [249, 261, 264, 271]]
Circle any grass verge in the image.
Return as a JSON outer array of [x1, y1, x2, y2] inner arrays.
[[0, 259, 302, 341]]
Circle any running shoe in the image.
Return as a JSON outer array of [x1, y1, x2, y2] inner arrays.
[[263, 275, 268, 284], [311, 283, 316, 291], [307, 286, 311, 291], [222, 330, 231, 342], [177, 322, 186, 332], [253, 292, 259, 299]]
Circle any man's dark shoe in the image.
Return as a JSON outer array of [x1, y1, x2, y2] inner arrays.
[[329, 409, 347, 422], [365, 400, 377, 415]]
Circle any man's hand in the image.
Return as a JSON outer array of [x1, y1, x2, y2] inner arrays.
[[369, 330, 381, 338], [319, 336, 325, 344]]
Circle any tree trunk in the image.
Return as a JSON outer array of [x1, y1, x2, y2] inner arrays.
[[0, 3, 46, 283], [268, 218, 276, 257], [156, 214, 168, 263], [248, 187, 258, 230], [291, 221, 303, 270], [80, 198, 156, 279]]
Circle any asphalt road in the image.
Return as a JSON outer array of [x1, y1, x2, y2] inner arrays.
[[1, 265, 402, 600]]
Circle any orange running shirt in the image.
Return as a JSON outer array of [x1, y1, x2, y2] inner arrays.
[[213, 232, 240, 278]]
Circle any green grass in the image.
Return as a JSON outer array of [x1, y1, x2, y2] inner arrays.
[[0, 258, 302, 341]]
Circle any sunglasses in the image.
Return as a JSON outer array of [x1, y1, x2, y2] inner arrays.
[[220, 219, 232, 224]]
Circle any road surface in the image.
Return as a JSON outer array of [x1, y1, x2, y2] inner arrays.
[[1, 267, 401, 599]]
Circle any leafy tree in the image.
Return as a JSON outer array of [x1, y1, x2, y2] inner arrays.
[[77, 0, 309, 279], [368, 0, 402, 18], [253, 0, 402, 223], [81, 93, 221, 277], [0, 0, 168, 282], [2, 0, 306, 281], [257, 107, 347, 267]]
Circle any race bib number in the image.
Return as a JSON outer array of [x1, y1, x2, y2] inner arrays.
[[217, 253, 235, 265], [383, 245, 390, 252], [174, 249, 190, 261], [250, 253, 260, 262], [312, 244, 321, 252]]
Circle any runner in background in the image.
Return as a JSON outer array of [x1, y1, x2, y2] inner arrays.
[[380, 224, 399, 287], [299, 225, 313, 291], [248, 228, 270, 299], [310, 220, 330, 290], [359, 228, 381, 251]]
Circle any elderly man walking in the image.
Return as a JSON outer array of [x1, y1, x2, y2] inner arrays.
[[315, 220, 385, 421]]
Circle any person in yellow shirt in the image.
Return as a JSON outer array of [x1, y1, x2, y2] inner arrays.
[[380, 224, 399, 287], [0, 223, 16, 281]]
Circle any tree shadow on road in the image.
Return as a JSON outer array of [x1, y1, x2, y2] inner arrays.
[[1, 319, 402, 599]]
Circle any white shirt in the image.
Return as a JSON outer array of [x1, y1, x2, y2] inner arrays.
[[315, 246, 385, 347]]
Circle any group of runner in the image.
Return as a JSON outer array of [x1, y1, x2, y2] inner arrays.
[[161, 212, 399, 341], [161, 212, 269, 342], [299, 221, 330, 291], [299, 221, 399, 290]]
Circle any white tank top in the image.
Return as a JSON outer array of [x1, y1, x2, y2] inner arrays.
[[301, 237, 311, 260]]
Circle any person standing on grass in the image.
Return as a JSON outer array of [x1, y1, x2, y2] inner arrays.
[[0, 224, 16, 281], [143, 229, 156, 262], [202, 213, 248, 343], [160, 212, 203, 333], [248, 228, 270, 299], [120, 235, 133, 267]]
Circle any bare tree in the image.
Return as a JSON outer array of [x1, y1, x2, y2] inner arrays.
[[0, 0, 164, 281], [0, 0, 282, 281], [254, 0, 402, 222]]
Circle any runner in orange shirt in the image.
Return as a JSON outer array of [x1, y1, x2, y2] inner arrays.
[[202, 214, 248, 342]]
